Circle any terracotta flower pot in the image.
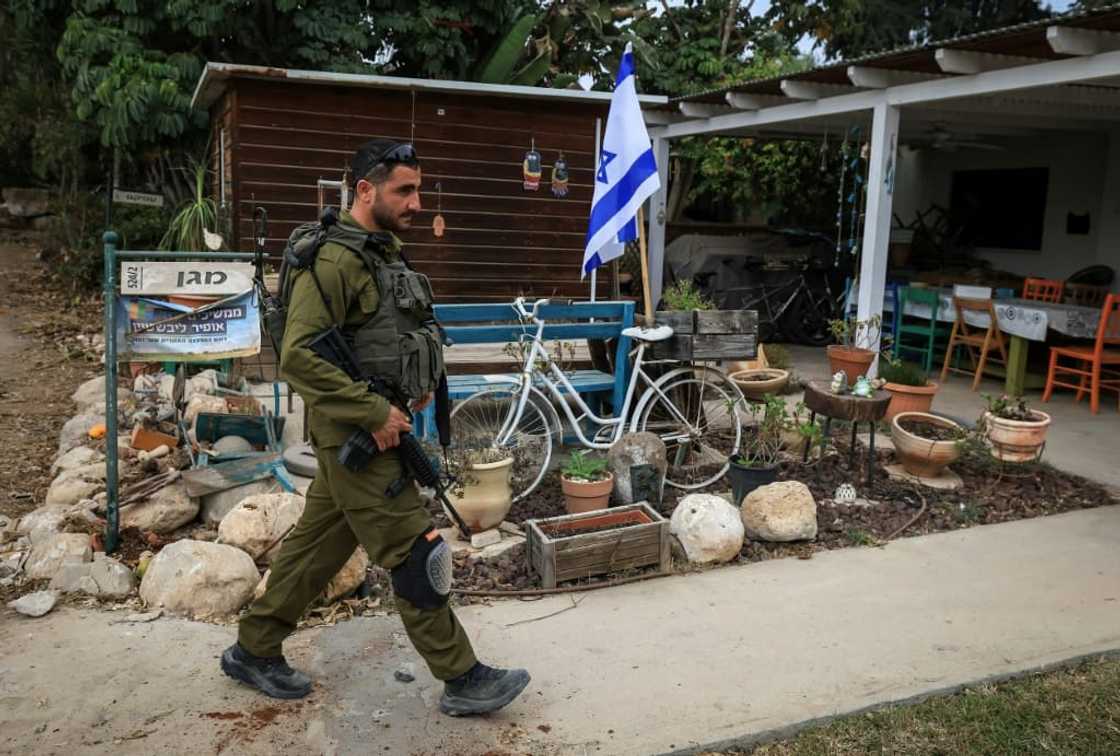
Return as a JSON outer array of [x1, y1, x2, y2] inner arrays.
[[448, 456, 514, 532], [883, 381, 939, 422], [891, 411, 963, 478], [729, 368, 790, 400], [827, 345, 876, 383], [984, 410, 1051, 463], [561, 472, 614, 514]]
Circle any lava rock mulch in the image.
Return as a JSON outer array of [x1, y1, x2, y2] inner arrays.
[[435, 442, 1117, 598]]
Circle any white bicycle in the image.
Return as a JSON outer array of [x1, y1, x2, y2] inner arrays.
[[449, 297, 746, 502]]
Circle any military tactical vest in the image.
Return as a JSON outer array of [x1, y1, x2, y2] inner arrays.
[[268, 211, 444, 402]]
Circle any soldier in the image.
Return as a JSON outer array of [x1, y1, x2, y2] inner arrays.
[[220, 139, 530, 716]]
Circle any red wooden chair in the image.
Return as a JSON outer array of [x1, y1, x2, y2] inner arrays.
[[1043, 294, 1120, 414], [1022, 277, 1064, 303], [940, 297, 1008, 391]]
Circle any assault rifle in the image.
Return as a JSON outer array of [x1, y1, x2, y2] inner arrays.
[[307, 326, 472, 538]]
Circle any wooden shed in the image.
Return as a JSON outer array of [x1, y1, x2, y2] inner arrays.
[[191, 63, 667, 303]]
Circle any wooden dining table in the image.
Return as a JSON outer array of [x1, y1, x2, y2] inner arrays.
[[884, 290, 1102, 395]]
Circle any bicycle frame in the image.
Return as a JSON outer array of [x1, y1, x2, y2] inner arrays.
[[495, 303, 700, 450]]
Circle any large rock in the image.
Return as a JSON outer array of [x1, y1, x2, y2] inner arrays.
[[58, 412, 105, 455], [607, 432, 668, 505], [669, 494, 745, 564], [17, 508, 68, 542], [71, 375, 131, 413], [44, 462, 106, 509], [139, 540, 260, 619], [200, 479, 279, 525], [50, 446, 104, 477], [49, 553, 135, 598], [3, 187, 49, 217], [740, 481, 818, 542], [7, 590, 59, 618], [120, 481, 199, 534], [217, 493, 305, 562], [324, 547, 369, 603], [24, 533, 93, 579]]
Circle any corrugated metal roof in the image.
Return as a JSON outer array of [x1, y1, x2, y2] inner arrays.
[[673, 3, 1120, 104], [191, 62, 668, 111]]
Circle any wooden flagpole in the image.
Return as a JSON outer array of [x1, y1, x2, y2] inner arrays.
[[637, 205, 654, 322]]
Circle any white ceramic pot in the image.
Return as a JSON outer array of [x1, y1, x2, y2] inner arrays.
[[448, 456, 514, 532]]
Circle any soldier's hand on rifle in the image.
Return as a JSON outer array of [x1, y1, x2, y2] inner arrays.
[[372, 405, 413, 451], [410, 392, 433, 412]]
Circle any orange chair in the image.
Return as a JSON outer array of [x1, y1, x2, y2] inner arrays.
[[940, 297, 1008, 391], [1022, 277, 1064, 303], [1064, 282, 1109, 309], [1043, 293, 1120, 414]]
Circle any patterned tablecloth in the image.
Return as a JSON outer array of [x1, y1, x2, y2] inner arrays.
[[884, 292, 1100, 342]]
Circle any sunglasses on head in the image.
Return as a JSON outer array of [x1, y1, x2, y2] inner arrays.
[[377, 143, 419, 167]]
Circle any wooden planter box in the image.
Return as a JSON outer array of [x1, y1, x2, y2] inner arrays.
[[525, 503, 670, 589], [641, 309, 758, 361]]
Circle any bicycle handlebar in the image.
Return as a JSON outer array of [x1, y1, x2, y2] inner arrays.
[[512, 296, 551, 321]]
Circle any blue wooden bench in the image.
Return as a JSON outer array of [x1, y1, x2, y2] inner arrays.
[[415, 300, 635, 440]]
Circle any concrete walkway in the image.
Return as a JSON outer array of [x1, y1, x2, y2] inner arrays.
[[3, 505, 1118, 755]]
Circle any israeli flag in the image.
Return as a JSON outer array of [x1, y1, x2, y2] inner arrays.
[[582, 43, 661, 278]]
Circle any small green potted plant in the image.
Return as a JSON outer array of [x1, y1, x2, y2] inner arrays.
[[879, 354, 939, 422], [727, 394, 787, 506], [827, 315, 881, 383], [980, 394, 1052, 463], [560, 450, 613, 514]]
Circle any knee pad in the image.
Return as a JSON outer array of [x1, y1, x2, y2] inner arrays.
[[391, 528, 452, 609]]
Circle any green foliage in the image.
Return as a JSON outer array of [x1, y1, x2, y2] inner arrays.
[[828, 315, 881, 349], [662, 279, 715, 311], [562, 450, 609, 482], [160, 157, 218, 251], [981, 393, 1040, 422], [879, 355, 928, 387], [114, 204, 169, 251], [765, 0, 1053, 61], [733, 395, 821, 468]]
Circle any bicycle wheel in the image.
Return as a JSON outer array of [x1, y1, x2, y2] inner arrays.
[[787, 289, 836, 346], [633, 366, 743, 489], [449, 385, 556, 503]]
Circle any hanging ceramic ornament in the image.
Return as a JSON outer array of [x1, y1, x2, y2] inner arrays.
[[432, 182, 445, 238], [523, 139, 542, 191], [550, 152, 569, 197]]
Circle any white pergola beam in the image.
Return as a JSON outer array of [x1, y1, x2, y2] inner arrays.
[[779, 80, 858, 100], [935, 48, 1042, 74], [644, 110, 683, 126], [651, 48, 1120, 140], [1047, 25, 1120, 56], [647, 135, 671, 309], [847, 66, 944, 88], [725, 92, 789, 110], [678, 102, 733, 118]]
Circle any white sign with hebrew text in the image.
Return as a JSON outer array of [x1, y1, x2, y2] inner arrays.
[[120, 262, 255, 296]]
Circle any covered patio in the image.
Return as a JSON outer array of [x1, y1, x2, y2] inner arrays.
[[642, 6, 1120, 403]]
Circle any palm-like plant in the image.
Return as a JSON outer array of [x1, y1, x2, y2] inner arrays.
[[160, 157, 218, 251]]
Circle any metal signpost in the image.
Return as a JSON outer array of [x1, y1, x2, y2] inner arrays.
[[101, 231, 257, 552]]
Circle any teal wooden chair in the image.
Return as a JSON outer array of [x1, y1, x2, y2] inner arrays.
[[893, 287, 950, 372]]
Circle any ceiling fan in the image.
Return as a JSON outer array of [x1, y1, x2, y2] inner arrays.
[[908, 124, 1005, 152]]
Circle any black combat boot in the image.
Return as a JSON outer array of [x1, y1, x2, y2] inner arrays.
[[439, 662, 531, 716], [220, 643, 313, 700]]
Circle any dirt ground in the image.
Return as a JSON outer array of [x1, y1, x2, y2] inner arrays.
[[0, 237, 102, 521]]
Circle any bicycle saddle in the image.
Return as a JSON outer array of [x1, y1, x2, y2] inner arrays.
[[622, 324, 674, 342]]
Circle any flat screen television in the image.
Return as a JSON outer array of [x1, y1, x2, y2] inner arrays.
[[949, 167, 1049, 251]]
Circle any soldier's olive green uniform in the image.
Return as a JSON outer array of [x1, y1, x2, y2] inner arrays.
[[238, 211, 477, 681]]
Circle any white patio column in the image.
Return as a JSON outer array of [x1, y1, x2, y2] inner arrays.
[[647, 135, 672, 308], [856, 102, 901, 374]]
